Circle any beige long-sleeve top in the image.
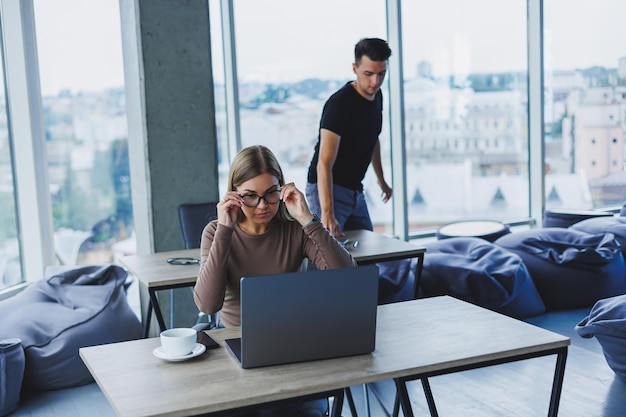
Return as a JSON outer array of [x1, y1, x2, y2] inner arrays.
[[193, 219, 356, 327]]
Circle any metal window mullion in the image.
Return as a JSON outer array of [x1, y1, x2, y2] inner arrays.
[[527, 0, 545, 225], [220, 0, 241, 163], [386, 0, 408, 241], [1, 0, 54, 280]]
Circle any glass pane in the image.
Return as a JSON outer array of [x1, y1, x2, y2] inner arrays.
[[402, 0, 529, 232], [0, 29, 23, 290], [544, 0, 626, 209], [33, 0, 134, 265], [230, 0, 391, 233], [208, 0, 229, 195]]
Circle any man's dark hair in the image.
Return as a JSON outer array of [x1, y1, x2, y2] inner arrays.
[[354, 38, 392, 64]]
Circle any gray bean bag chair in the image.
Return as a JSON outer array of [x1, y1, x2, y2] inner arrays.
[[0, 265, 142, 391], [576, 294, 626, 382], [495, 228, 626, 310], [420, 237, 546, 319]]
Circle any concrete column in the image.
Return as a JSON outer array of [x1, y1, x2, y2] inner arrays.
[[119, 0, 219, 332]]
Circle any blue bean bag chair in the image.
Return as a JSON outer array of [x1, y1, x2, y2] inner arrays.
[[420, 237, 545, 319], [576, 294, 626, 382], [0, 265, 143, 391], [571, 216, 626, 260], [0, 339, 24, 417], [377, 259, 416, 305], [495, 228, 626, 310]]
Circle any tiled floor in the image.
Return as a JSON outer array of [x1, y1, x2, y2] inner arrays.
[[12, 384, 117, 417]]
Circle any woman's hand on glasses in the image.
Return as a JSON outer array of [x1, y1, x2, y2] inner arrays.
[[280, 182, 315, 226], [217, 191, 243, 228]]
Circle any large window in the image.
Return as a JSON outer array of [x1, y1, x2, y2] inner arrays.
[[212, 1, 533, 236], [208, 0, 229, 190], [401, 0, 529, 232], [213, 0, 392, 232], [193, 1, 626, 240], [5, 1, 626, 294], [544, 0, 626, 209], [33, 0, 132, 266], [0, 20, 22, 290]]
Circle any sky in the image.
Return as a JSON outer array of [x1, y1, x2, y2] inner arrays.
[[33, 0, 125, 96], [32, 0, 626, 96]]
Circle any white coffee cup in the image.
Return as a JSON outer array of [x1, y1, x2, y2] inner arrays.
[[160, 328, 197, 357]]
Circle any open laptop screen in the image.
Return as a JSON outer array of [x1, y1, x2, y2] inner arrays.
[[225, 265, 379, 368]]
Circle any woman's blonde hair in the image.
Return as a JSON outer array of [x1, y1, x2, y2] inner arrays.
[[228, 145, 291, 222]]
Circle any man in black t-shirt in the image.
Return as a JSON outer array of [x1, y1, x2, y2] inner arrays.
[[306, 38, 392, 236]]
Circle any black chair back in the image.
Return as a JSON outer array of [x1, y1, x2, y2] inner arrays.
[[178, 202, 218, 249]]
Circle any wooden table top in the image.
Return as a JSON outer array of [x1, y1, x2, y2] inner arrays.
[[342, 229, 425, 265], [80, 296, 570, 417], [119, 248, 200, 288], [118, 229, 425, 288]]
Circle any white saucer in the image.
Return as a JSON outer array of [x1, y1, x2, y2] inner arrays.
[[153, 343, 206, 362]]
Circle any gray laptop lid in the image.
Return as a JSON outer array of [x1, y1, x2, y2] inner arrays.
[[226, 265, 379, 369]]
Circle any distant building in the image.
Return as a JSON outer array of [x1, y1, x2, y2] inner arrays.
[[403, 75, 527, 176], [568, 86, 626, 181]]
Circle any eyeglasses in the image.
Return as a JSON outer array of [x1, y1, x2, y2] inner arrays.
[[240, 188, 281, 207]]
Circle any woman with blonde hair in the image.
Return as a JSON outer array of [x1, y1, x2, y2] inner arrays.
[[194, 144, 355, 328]]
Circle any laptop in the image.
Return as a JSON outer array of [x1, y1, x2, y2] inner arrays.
[[224, 265, 379, 369]]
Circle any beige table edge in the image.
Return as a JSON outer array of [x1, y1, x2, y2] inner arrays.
[[117, 230, 426, 288], [118, 249, 201, 288], [80, 296, 570, 417]]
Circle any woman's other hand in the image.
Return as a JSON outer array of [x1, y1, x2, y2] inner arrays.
[[280, 182, 315, 226]]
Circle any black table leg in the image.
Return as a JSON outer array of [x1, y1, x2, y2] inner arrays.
[[331, 390, 344, 417], [412, 253, 425, 300], [394, 378, 415, 417], [149, 288, 167, 334], [421, 378, 438, 417], [143, 300, 153, 338], [344, 387, 359, 417], [393, 378, 438, 417], [548, 348, 568, 417]]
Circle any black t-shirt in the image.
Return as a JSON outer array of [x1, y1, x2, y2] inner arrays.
[[307, 82, 383, 191]]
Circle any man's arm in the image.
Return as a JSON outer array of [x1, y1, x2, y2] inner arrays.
[[316, 128, 344, 236], [371, 139, 392, 203]]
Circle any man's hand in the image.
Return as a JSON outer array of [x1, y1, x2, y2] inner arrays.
[[321, 212, 344, 237], [379, 180, 392, 203]]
